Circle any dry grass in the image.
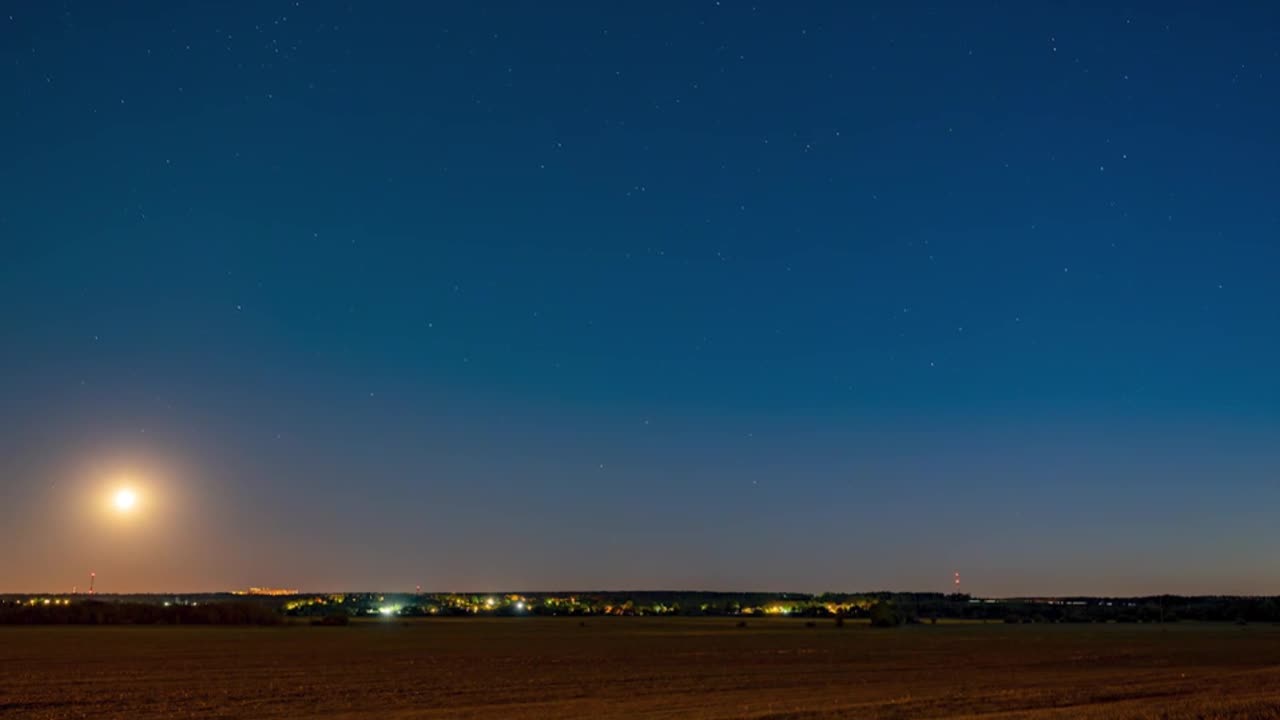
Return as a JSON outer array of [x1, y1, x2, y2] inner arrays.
[[3, 619, 1280, 719]]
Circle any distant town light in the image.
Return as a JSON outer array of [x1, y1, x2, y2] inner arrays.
[[233, 587, 299, 597]]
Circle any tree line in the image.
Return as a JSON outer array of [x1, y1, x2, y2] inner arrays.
[[0, 600, 282, 625], [6, 593, 1280, 626]]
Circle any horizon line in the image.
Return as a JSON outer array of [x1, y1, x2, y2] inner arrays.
[[4, 589, 1279, 600]]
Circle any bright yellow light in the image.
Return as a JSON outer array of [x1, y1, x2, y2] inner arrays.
[[113, 488, 138, 512]]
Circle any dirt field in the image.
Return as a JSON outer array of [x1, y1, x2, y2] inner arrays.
[[4, 619, 1280, 719]]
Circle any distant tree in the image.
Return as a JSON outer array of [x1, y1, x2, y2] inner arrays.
[[1258, 599, 1280, 623], [869, 601, 903, 628]]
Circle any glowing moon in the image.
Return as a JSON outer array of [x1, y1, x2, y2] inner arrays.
[[113, 488, 138, 512]]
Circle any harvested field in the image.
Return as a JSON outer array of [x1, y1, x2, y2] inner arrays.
[[3, 619, 1280, 719]]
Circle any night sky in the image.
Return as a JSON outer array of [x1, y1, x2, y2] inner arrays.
[[3, 2, 1279, 596]]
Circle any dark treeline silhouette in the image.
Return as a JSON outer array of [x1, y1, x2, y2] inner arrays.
[[283, 591, 1280, 624], [0, 600, 282, 626], [6, 593, 1280, 625]]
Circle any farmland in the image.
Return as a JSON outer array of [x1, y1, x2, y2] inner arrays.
[[4, 619, 1280, 719]]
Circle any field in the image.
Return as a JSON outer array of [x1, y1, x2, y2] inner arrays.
[[5, 619, 1280, 719]]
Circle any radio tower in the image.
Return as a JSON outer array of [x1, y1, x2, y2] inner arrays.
[[89, 572, 96, 596], [953, 571, 961, 592]]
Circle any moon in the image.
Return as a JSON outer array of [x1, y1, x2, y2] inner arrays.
[[113, 487, 138, 512]]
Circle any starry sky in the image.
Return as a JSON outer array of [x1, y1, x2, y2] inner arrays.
[[2, 1, 1279, 596]]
